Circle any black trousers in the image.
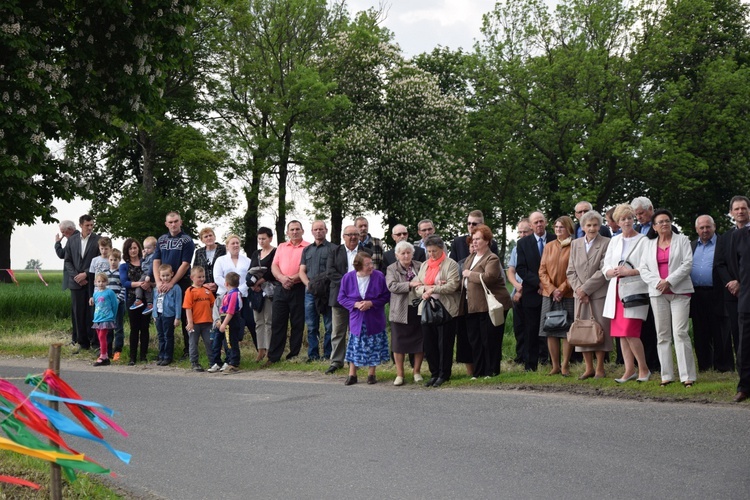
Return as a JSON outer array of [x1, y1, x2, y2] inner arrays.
[[522, 302, 543, 371], [641, 306, 660, 371], [127, 306, 151, 362], [268, 283, 305, 362], [512, 300, 526, 363], [726, 300, 740, 368], [70, 287, 93, 348], [466, 312, 505, 377], [422, 319, 456, 380], [737, 313, 750, 393], [692, 288, 733, 372]]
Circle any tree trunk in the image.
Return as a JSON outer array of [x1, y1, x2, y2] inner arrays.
[[276, 128, 293, 241], [139, 128, 155, 195], [330, 206, 343, 245], [242, 162, 262, 256], [0, 220, 13, 282]]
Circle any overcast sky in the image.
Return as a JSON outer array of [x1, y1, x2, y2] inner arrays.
[[12, 1, 500, 270]]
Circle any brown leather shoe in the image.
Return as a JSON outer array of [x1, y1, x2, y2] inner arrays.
[[733, 391, 748, 403]]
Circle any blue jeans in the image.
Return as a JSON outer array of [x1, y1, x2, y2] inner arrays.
[[305, 291, 332, 359], [156, 314, 175, 361]]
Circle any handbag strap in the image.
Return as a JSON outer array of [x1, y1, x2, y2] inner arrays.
[[479, 273, 492, 295], [621, 235, 645, 268], [575, 299, 592, 320]]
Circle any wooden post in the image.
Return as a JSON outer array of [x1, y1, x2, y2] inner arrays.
[[47, 344, 62, 500]]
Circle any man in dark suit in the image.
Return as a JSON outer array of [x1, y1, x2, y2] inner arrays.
[[414, 219, 435, 251], [449, 209, 499, 262], [63, 214, 100, 350], [573, 201, 611, 239], [730, 218, 750, 402], [324, 225, 373, 374], [515, 211, 555, 371], [715, 195, 749, 369], [380, 223, 426, 272], [55, 220, 78, 344], [690, 215, 732, 372]]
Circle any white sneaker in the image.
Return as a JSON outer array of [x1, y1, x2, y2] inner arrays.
[[219, 362, 230, 372], [413, 374, 423, 383], [393, 376, 404, 386], [207, 363, 222, 373]]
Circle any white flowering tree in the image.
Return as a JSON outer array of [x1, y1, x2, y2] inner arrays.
[[303, 11, 468, 244], [0, 0, 197, 276]]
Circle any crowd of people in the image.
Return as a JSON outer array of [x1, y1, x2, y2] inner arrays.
[[54, 196, 750, 402]]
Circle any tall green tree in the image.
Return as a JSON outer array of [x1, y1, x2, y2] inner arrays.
[[0, 0, 197, 276], [206, 0, 345, 252], [635, 0, 750, 233]]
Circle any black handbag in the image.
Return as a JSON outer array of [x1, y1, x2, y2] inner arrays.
[[248, 289, 265, 312], [543, 300, 571, 333], [421, 297, 452, 325]]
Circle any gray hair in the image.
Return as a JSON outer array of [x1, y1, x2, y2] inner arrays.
[[59, 220, 76, 232], [394, 240, 415, 255], [631, 197, 653, 211], [695, 214, 715, 227], [418, 219, 434, 228], [580, 210, 603, 227], [423, 234, 445, 250]]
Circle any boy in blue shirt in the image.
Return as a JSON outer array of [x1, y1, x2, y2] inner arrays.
[[152, 264, 182, 365]]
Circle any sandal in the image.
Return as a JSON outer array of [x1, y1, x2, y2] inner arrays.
[[660, 380, 673, 387], [683, 381, 694, 388]]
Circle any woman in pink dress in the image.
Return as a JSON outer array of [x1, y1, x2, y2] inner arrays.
[[602, 204, 651, 383]]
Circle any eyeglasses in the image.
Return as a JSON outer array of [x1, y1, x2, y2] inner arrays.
[[343, 233, 359, 237], [394, 232, 408, 237], [467, 222, 480, 226], [654, 220, 672, 226], [575, 210, 587, 215]]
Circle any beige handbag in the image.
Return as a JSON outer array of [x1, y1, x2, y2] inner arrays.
[[480, 274, 505, 326], [567, 301, 604, 347]]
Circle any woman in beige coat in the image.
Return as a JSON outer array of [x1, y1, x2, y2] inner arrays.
[[386, 241, 424, 386], [566, 211, 611, 379], [414, 235, 460, 387], [461, 224, 512, 378]]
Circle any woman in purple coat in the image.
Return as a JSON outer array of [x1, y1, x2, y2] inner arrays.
[[339, 252, 391, 386]]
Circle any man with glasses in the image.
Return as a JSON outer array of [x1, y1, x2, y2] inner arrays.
[[325, 225, 373, 374], [507, 219, 532, 364], [415, 219, 436, 250], [380, 223, 426, 272], [573, 201, 611, 239], [449, 210, 499, 262]]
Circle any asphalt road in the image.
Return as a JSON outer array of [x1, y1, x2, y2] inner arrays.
[[1, 358, 748, 500]]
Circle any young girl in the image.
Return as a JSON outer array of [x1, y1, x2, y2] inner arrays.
[[89, 272, 119, 366]]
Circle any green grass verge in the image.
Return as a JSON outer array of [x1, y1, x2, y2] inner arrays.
[[0, 450, 122, 499]]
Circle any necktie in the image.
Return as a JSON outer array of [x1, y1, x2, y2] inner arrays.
[[538, 237, 544, 256]]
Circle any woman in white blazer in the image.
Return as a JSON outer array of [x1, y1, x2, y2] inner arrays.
[[602, 204, 651, 383], [638, 209, 697, 387]]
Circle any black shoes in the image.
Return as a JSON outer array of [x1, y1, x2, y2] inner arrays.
[[344, 375, 358, 386], [325, 365, 338, 375], [433, 378, 447, 387], [425, 377, 438, 387], [93, 358, 110, 367], [192, 363, 204, 372], [367, 375, 377, 385]]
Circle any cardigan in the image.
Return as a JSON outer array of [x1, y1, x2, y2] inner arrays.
[[337, 269, 390, 336], [385, 260, 422, 324], [539, 239, 573, 297]]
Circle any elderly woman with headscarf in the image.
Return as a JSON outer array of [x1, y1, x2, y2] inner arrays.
[[414, 235, 460, 387], [461, 224, 512, 378], [538, 216, 576, 377], [386, 240, 424, 385], [566, 210, 611, 379]]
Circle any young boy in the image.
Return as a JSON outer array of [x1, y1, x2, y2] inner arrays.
[[89, 236, 113, 275], [183, 266, 215, 372], [208, 272, 244, 373], [152, 264, 182, 366], [106, 249, 126, 361], [130, 236, 157, 314]]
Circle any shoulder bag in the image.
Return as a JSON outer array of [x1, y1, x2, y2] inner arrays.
[[567, 301, 604, 347], [480, 274, 505, 327], [617, 237, 649, 308]]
